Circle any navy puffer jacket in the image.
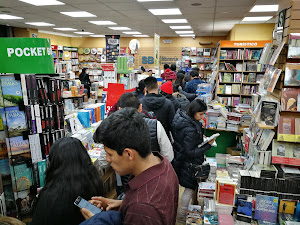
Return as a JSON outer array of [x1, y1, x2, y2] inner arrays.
[[172, 110, 211, 190]]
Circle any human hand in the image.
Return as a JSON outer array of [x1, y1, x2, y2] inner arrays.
[[80, 208, 94, 220], [89, 197, 122, 211], [208, 138, 216, 145]]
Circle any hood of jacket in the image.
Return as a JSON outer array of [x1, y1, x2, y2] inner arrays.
[[142, 93, 167, 109], [162, 69, 177, 80], [173, 109, 201, 131]]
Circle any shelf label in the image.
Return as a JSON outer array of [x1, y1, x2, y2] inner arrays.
[[220, 40, 271, 48]]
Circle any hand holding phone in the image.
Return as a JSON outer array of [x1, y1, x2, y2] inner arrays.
[[74, 196, 102, 215]]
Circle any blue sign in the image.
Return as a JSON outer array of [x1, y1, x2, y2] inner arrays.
[[142, 56, 154, 64]]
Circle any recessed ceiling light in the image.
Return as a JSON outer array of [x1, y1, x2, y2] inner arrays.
[[90, 35, 105, 37], [74, 31, 94, 34], [54, 28, 77, 31], [242, 16, 273, 22], [148, 8, 181, 15], [60, 11, 96, 18], [170, 26, 191, 29], [175, 30, 194, 34], [250, 5, 278, 12], [123, 31, 142, 34], [0, 14, 24, 19], [18, 0, 65, 6], [191, 3, 201, 6], [25, 22, 55, 26], [133, 35, 149, 37], [138, 0, 173, 1], [108, 27, 131, 30], [179, 34, 195, 37], [88, 21, 117, 25], [162, 19, 188, 23]]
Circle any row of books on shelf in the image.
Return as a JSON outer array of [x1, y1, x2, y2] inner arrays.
[[188, 57, 214, 64], [182, 47, 214, 57], [71, 58, 79, 65], [220, 49, 262, 60], [217, 96, 252, 107], [219, 62, 266, 72], [242, 85, 258, 95], [217, 84, 257, 95], [272, 140, 300, 166], [219, 72, 264, 83], [71, 51, 78, 58]]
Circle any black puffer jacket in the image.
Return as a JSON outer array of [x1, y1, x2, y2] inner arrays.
[[178, 86, 197, 102], [172, 92, 190, 111], [141, 93, 175, 138], [172, 110, 211, 190]]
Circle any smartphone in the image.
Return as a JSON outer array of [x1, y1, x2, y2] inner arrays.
[[74, 196, 102, 215]]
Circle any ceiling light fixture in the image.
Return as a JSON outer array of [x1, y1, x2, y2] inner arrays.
[[242, 16, 273, 21], [74, 31, 94, 34], [250, 5, 278, 12], [179, 34, 195, 37], [148, 8, 181, 15], [123, 31, 142, 34], [25, 22, 55, 26], [60, 11, 96, 17], [133, 35, 149, 37], [88, 21, 117, 25], [191, 3, 202, 6], [90, 35, 105, 37], [138, 0, 173, 2], [162, 19, 188, 23], [0, 14, 24, 19], [18, 0, 65, 6], [175, 30, 194, 34], [108, 27, 131, 30], [54, 28, 77, 31], [170, 26, 191, 29]]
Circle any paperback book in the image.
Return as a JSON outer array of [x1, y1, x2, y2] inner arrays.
[[278, 116, 295, 143], [281, 88, 299, 111], [254, 194, 279, 223], [237, 199, 253, 223], [284, 63, 300, 86], [204, 211, 218, 225], [0, 76, 23, 107], [279, 200, 296, 214], [6, 136, 30, 156], [10, 163, 33, 192], [260, 101, 278, 126]]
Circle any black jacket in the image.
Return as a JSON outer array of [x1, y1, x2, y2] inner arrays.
[[144, 117, 160, 153], [173, 92, 190, 111], [141, 93, 175, 138], [79, 71, 91, 88], [166, 95, 181, 112], [178, 86, 197, 102], [172, 110, 211, 190]]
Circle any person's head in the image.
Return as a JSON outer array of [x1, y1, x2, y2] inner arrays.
[[190, 70, 199, 79], [144, 76, 158, 93], [160, 81, 173, 97], [164, 64, 169, 70], [94, 108, 151, 176], [0, 217, 25, 225], [184, 74, 192, 83], [43, 137, 103, 200], [170, 64, 176, 71], [82, 68, 86, 73], [177, 69, 185, 75], [118, 92, 142, 112], [175, 73, 185, 88], [141, 66, 146, 73], [187, 99, 207, 121], [192, 67, 200, 72], [136, 79, 146, 96]]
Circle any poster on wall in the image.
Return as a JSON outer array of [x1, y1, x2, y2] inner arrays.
[[154, 33, 160, 69], [105, 35, 120, 62]]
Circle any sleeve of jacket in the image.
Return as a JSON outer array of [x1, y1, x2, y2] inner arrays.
[[157, 120, 174, 161], [179, 87, 196, 102], [168, 100, 175, 137], [184, 82, 194, 93]]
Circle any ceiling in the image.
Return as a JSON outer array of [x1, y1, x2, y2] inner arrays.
[[0, 0, 278, 37]]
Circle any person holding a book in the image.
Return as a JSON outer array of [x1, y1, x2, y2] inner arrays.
[[31, 137, 104, 225], [172, 99, 215, 221]]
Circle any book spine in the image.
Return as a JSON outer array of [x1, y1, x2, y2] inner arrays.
[[36, 78, 45, 105], [44, 106, 50, 132], [25, 106, 33, 134], [38, 160, 46, 188], [20, 74, 29, 106], [48, 105, 54, 132], [31, 75, 39, 104], [25, 75, 32, 104], [33, 162, 40, 188], [28, 134, 42, 163], [39, 106, 47, 132], [30, 105, 37, 134]]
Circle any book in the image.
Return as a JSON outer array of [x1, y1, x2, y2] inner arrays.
[[281, 88, 298, 111], [296, 118, 300, 143], [234, 73, 242, 82], [248, 73, 256, 83], [260, 101, 277, 126], [10, 163, 33, 192], [237, 200, 253, 223], [272, 140, 290, 164], [267, 68, 282, 92], [0, 76, 23, 107], [254, 194, 279, 223], [38, 160, 46, 187], [0, 131, 7, 158], [288, 33, 300, 58], [14, 189, 37, 218], [269, 41, 285, 66], [258, 129, 275, 151], [186, 205, 202, 225], [225, 85, 232, 94], [77, 110, 91, 128], [218, 214, 234, 225], [289, 144, 300, 165], [259, 66, 276, 94], [278, 117, 295, 143], [6, 136, 30, 156], [223, 73, 232, 82], [216, 181, 236, 206], [279, 200, 296, 214], [259, 43, 274, 65], [20, 74, 28, 106], [204, 211, 218, 225], [232, 84, 240, 94], [284, 63, 300, 86], [198, 133, 220, 148]]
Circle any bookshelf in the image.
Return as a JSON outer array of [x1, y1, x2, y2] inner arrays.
[[216, 40, 272, 107]]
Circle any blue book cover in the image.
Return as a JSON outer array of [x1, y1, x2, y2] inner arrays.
[[85, 108, 96, 124], [10, 163, 33, 192], [296, 202, 300, 221], [38, 160, 47, 188], [6, 136, 30, 155], [203, 211, 218, 225], [254, 194, 279, 223], [0, 158, 10, 176], [78, 111, 90, 128], [237, 200, 253, 217], [0, 76, 23, 107], [2, 106, 27, 138]]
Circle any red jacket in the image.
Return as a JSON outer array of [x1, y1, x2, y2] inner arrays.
[[161, 69, 177, 81]]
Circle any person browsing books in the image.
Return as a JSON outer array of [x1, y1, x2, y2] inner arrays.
[[81, 108, 179, 225], [172, 99, 215, 221], [184, 70, 205, 94]]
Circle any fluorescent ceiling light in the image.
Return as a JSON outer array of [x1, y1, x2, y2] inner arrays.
[[18, 0, 65, 6], [60, 11, 96, 18], [54, 28, 77, 31], [138, 0, 173, 2], [180, 34, 195, 37], [0, 14, 24, 19], [39, 30, 81, 37], [123, 31, 141, 34], [25, 22, 55, 26], [170, 26, 191, 29], [250, 5, 278, 12], [133, 35, 149, 37], [148, 8, 181, 15], [89, 21, 117, 25], [175, 30, 194, 34], [90, 35, 105, 37], [242, 16, 273, 21], [108, 27, 131, 30], [74, 31, 94, 34], [162, 19, 187, 23]]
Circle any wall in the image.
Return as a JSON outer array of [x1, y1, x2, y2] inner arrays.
[[38, 32, 71, 46], [14, 28, 38, 38], [226, 24, 274, 41]]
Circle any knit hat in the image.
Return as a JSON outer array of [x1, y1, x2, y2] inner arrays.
[[163, 68, 177, 80], [161, 81, 173, 94]]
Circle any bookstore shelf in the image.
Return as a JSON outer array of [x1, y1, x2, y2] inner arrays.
[[219, 82, 241, 84], [106, 188, 117, 199], [242, 82, 260, 85], [219, 70, 243, 73], [102, 168, 114, 183], [62, 94, 85, 99]]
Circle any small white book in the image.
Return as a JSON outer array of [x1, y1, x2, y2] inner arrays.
[[198, 133, 220, 148]]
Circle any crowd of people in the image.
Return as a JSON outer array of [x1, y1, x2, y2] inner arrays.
[[7, 65, 215, 225]]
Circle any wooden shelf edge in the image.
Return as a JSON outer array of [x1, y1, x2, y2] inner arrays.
[[106, 188, 117, 199]]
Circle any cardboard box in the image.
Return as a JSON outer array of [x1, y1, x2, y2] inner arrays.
[[227, 147, 241, 156]]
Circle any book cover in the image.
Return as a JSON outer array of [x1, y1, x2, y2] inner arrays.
[[186, 205, 202, 225], [237, 200, 253, 222], [284, 63, 300, 86], [78, 110, 91, 128], [288, 144, 300, 166], [217, 182, 236, 206], [14, 189, 37, 218], [254, 194, 279, 223], [296, 202, 300, 221], [6, 136, 30, 156], [278, 117, 295, 143], [258, 129, 275, 151], [248, 73, 256, 83], [272, 140, 289, 164], [217, 85, 224, 94], [0, 76, 23, 107], [30, 75, 39, 105], [10, 163, 33, 192], [203, 211, 218, 225], [224, 73, 232, 82], [269, 41, 285, 66], [20, 74, 28, 106], [279, 200, 296, 214], [259, 66, 276, 94], [267, 68, 282, 93], [2, 106, 27, 138], [38, 160, 46, 187], [232, 84, 240, 94], [225, 85, 232, 94], [260, 101, 277, 126], [295, 118, 300, 143], [0, 131, 7, 158], [281, 88, 298, 111]]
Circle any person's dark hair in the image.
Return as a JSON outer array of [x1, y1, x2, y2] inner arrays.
[[187, 99, 207, 118], [184, 74, 192, 83], [170, 64, 176, 71], [175, 73, 185, 89], [118, 92, 140, 110], [141, 66, 145, 72], [190, 70, 199, 78], [164, 64, 169, 70], [94, 108, 151, 158], [144, 76, 158, 91], [136, 79, 145, 95], [177, 69, 185, 75], [192, 67, 200, 72]]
